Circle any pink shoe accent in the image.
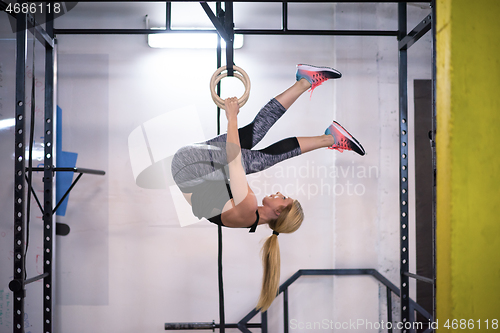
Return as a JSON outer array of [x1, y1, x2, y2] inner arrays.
[[296, 64, 342, 98], [325, 121, 366, 156]]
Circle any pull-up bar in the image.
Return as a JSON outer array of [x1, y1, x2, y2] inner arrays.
[[165, 322, 262, 331], [27, 166, 106, 216]]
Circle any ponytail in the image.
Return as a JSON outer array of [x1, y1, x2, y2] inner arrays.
[[256, 200, 304, 312], [256, 234, 280, 311]]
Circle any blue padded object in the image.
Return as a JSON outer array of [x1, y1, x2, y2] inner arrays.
[[55, 106, 78, 216]]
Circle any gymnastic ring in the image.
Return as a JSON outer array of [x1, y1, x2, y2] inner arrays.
[[210, 66, 250, 109], [211, 72, 249, 108], [210, 65, 251, 110]]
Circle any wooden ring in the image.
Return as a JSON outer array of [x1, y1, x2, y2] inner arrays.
[[210, 65, 251, 109]]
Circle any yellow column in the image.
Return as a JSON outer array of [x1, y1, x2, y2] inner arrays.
[[436, 0, 500, 329]]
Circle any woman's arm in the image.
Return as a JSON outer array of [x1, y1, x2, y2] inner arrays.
[[224, 97, 250, 206]]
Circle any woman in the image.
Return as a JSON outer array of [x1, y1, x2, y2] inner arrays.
[[171, 64, 365, 311]]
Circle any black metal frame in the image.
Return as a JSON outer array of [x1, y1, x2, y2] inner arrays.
[[8, 7, 106, 333], [11, 10, 57, 333], [8, 1, 435, 333], [250, 269, 433, 333], [13, 11, 29, 333], [397, 3, 435, 331], [165, 269, 433, 332], [27, 167, 106, 216]]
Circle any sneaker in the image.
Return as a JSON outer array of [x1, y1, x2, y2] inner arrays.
[[296, 64, 342, 97], [325, 121, 365, 156]]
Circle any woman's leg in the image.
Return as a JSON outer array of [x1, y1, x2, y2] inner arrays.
[[296, 135, 335, 154], [174, 129, 359, 187], [230, 79, 335, 175], [275, 78, 311, 110], [172, 67, 346, 190], [242, 137, 302, 174], [206, 98, 287, 149], [241, 134, 334, 175], [206, 78, 311, 149]]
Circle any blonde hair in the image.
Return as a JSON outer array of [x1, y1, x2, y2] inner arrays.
[[256, 199, 304, 312]]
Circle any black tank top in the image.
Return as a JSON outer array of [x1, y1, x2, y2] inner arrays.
[[208, 210, 260, 233], [191, 180, 260, 232]]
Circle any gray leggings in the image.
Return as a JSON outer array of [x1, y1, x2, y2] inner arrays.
[[171, 98, 302, 193]]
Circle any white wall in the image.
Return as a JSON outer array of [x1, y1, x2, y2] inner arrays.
[[0, 3, 432, 333]]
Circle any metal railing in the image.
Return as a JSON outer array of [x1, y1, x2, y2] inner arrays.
[[166, 268, 433, 333]]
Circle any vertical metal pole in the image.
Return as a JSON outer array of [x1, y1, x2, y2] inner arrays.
[[44, 11, 55, 333], [217, 224, 225, 333], [398, 3, 410, 331], [166, 1, 171, 31], [216, 2, 222, 135], [261, 310, 268, 333], [14, 12, 28, 333], [224, 1, 234, 76], [215, 4, 225, 333], [282, 2, 288, 32], [386, 287, 393, 333], [283, 288, 289, 333], [431, 0, 437, 324]]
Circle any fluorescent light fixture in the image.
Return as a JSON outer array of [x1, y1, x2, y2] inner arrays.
[[148, 32, 243, 49], [0, 118, 15, 130]]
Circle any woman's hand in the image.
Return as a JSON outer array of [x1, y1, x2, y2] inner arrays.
[[224, 97, 240, 121]]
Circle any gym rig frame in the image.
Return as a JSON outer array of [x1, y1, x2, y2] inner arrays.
[[3, 3, 105, 333], [4, 1, 435, 333]]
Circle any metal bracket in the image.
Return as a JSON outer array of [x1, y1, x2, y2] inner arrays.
[[200, 2, 234, 76], [28, 166, 105, 216], [399, 13, 432, 50]]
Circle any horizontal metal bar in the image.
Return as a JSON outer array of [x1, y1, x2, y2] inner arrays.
[[41, 0, 431, 2], [72, 167, 106, 175], [238, 308, 260, 329], [403, 271, 434, 284], [237, 29, 398, 36], [300, 268, 376, 276], [238, 268, 433, 327], [10, 272, 51, 291], [399, 13, 431, 50], [29, 167, 106, 175], [278, 268, 376, 293], [165, 322, 214, 330], [54, 29, 211, 35], [164, 322, 261, 330], [53, 28, 398, 37], [25, 272, 50, 285]]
